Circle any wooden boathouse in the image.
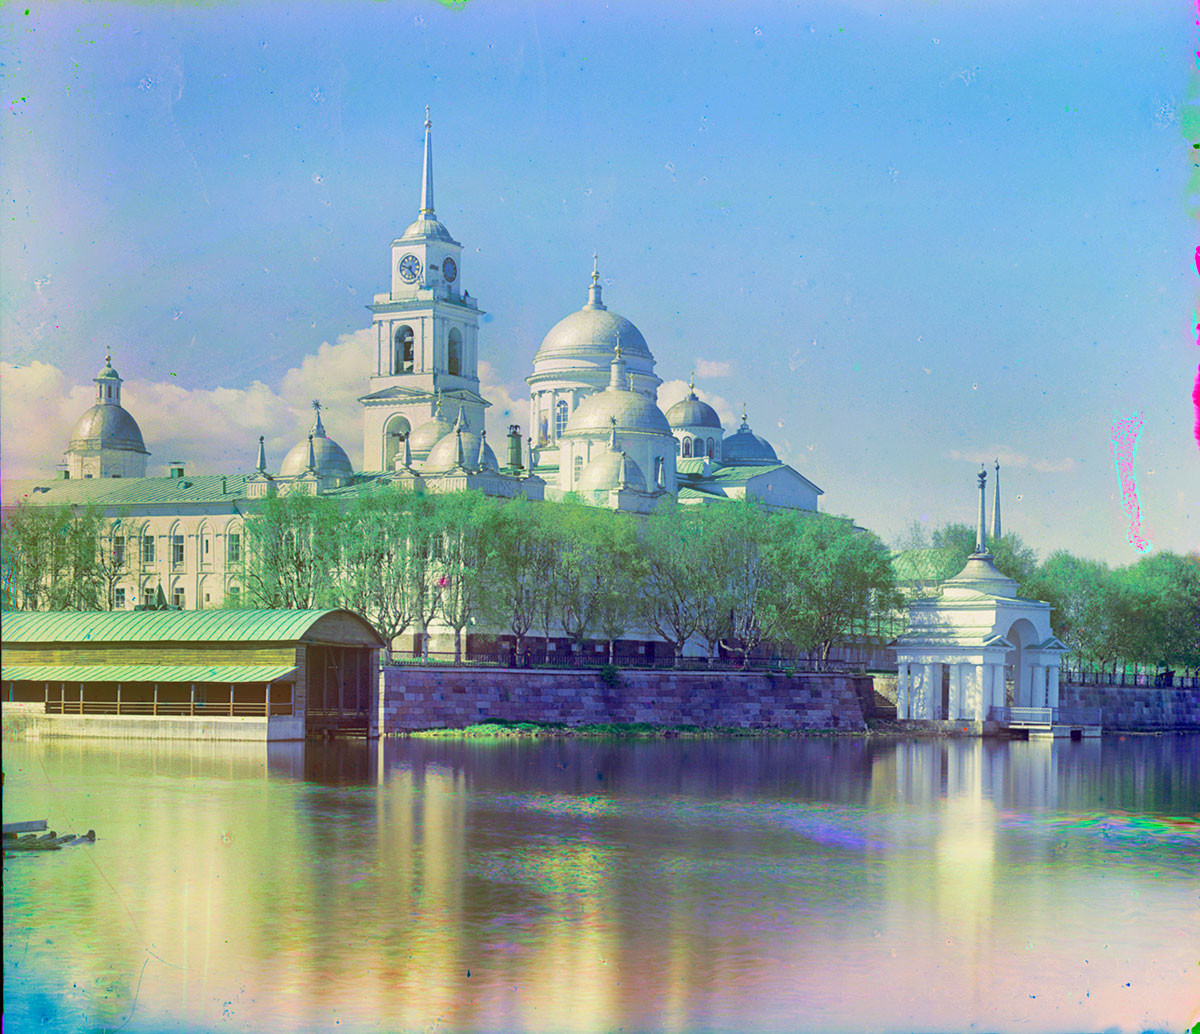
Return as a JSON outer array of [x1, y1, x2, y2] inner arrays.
[[1, 609, 385, 740]]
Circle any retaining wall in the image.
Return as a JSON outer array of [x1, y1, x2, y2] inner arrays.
[[1060, 683, 1200, 730], [380, 667, 870, 733], [1, 703, 305, 741]]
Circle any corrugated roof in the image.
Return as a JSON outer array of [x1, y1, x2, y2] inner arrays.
[[676, 486, 724, 501], [1, 609, 384, 646], [5, 474, 253, 508], [2, 663, 296, 684]]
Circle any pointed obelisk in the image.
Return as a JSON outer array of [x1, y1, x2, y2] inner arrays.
[[975, 464, 988, 555], [990, 459, 1002, 542]]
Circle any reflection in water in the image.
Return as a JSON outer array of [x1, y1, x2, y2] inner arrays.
[[3, 735, 1198, 1033]]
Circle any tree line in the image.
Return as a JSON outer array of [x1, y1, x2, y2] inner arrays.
[[235, 490, 897, 666]]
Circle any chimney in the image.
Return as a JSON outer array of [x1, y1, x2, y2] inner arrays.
[[507, 424, 523, 472], [169, 462, 185, 479]]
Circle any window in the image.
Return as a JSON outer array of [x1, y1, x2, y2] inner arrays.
[[228, 585, 241, 606], [203, 538, 210, 558], [141, 535, 156, 564], [447, 328, 462, 376], [172, 588, 185, 609], [706, 437, 715, 459], [227, 533, 242, 564], [681, 437, 692, 458], [393, 325, 414, 374], [112, 534, 125, 567], [693, 437, 704, 456], [573, 455, 583, 485], [172, 535, 185, 567], [114, 588, 126, 609], [654, 457, 664, 486], [554, 399, 568, 439]]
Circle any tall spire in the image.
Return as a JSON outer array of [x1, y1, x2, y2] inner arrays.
[[256, 435, 267, 472], [420, 106, 435, 217], [585, 252, 606, 310], [311, 399, 326, 437], [688, 371, 696, 397], [975, 464, 989, 555], [991, 459, 1002, 541], [477, 429, 491, 471], [307, 433, 317, 472]]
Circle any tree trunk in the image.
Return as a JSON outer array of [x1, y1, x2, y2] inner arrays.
[[454, 628, 463, 665], [607, 639, 615, 664]]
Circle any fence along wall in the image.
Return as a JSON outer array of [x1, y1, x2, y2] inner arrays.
[[1060, 683, 1200, 730], [379, 667, 871, 733]]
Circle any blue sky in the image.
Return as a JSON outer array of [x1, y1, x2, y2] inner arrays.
[[2, 0, 1197, 565]]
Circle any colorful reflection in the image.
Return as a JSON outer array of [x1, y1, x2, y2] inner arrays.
[[3, 735, 1198, 1032]]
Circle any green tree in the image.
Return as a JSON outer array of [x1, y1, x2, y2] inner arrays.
[[1112, 552, 1200, 672], [1, 502, 105, 610], [930, 522, 1039, 590], [437, 492, 497, 663], [550, 502, 606, 661], [240, 493, 341, 609], [590, 509, 645, 663], [638, 501, 708, 663], [1024, 551, 1117, 670], [765, 513, 898, 667]]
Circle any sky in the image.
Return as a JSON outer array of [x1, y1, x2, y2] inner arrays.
[[2, 0, 1197, 566]]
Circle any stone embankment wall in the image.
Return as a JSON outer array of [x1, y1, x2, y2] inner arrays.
[[1060, 684, 1200, 730], [380, 668, 870, 733]]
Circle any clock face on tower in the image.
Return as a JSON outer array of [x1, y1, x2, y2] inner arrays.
[[398, 254, 422, 284], [442, 257, 457, 283]]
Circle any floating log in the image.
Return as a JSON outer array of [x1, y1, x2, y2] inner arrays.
[[3, 823, 95, 852], [2, 820, 48, 835]]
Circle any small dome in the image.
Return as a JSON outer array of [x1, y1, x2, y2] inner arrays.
[[279, 410, 354, 479], [722, 417, 779, 465], [399, 217, 456, 244], [564, 388, 672, 437], [69, 404, 148, 455], [407, 410, 455, 461], [578, 449, 646, 493], [666, 392, 722, 430], [425, 424, 498, 472]]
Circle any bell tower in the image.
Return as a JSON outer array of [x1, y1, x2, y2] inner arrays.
[[359, 109, 488, 472]]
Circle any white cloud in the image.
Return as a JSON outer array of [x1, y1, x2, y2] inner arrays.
[[1, 333, 542, 483], [947, 447, 1076, 475], [694, 358, 733, 378], [656, 379, 739, 431]]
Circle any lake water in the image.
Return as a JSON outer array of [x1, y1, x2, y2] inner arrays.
[[3, 734, 1198, 1034]]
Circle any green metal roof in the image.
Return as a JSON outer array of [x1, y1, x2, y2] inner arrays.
[[1, 609, 384, 646], [4, 474, 253, 508], [676, 486, 725, 501], [2, 663, 297, 684]]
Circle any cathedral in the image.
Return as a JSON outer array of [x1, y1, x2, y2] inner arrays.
[[8, 113, 823, 610]]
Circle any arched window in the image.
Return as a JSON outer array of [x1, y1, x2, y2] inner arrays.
[[554, 399, 569, 438], [681, 437, 692, 458], [693, 437, 704, 456], [706, 437, 715, 459], [383, 415, 412, 470], [573, 455, 583, 485], [447, 328, 462, 376], [654, 457, 664, 486], [393, 326, 414, 374], [106, 385, 112, 399]]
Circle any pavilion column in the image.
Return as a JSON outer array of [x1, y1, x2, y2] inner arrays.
[[1047, 665, 1060, 710], [949, 664, 964, 720], [116, 683, 122, 716], [963, 664, 982, 721], [1031, 664, 1046, 708], [153, 683, 159, 716], [896, 664, 910, 720], [266, 681, 271, 718], [189, 683, 195, 716], [230, 683, 235, 717], [923, 663, 938, 720], [991, 664, 1007, 709]]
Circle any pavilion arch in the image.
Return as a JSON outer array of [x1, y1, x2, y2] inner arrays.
[[382, 414, 413, 470], [1005, 617, 1040, 707]]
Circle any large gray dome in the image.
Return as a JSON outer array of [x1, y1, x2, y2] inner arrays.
[[279, 411, 354, 479], [69, 404, 148, 455], [722, 419, 779, 465], [666, 392, 722, 430], [535, 307, 653, 365], [564, 387, 672, 437]]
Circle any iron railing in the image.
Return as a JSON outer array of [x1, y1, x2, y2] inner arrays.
[[1061, 669, 1198, 689], [44, 699, 293, 717], [989, 706, 1103, 726]]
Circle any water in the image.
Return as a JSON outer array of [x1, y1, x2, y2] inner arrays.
[[3, 734, 1198, 1034]]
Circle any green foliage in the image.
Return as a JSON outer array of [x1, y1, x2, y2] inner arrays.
[[1, 502, 108, 611], [597, 662, 621, 687], [929, 522, 1039, 589]]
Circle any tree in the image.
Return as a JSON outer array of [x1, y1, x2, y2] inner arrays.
[[1, 502, 105, 610], [702, 500, 773, 665], [930, 522, 1039, 590], [477, 498, 558, 655], [338, 491, 421, 661], [590, 509, 645, 663], [765, 513, 898, 667], [1112, 552, 1200, 672], [638, 501, 707, 663], [406, 493, 446, 660], [240, 493, 341, 609], [549, 502, 606, 661], [1024, 551, 1117, 670], [437, 492, 497, 663]]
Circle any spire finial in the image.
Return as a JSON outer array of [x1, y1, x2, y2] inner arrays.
[[307, 433, 317, 472], [991, 459, 1002, 541], [454, 425, 466, 468], [477, 429, 490, 471], [420, 106, 435, 217], [689, 371, 695, 396], [609, 344, 627, 389], [627, 371, 635, 392], [618, 451, 630, 489], [310, 399, 326, 437], [434, 389, 443, 417], [609, 414, 618, 450], [586, 253, 606, 310], [975, 464, 989, 554], [105, 347, 112, 366], [740, 402, 748, 428], [256, 435, 267, 473]]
